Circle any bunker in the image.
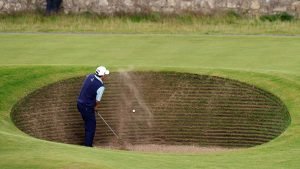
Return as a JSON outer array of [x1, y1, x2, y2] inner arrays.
[[11, 72, 291, 150]]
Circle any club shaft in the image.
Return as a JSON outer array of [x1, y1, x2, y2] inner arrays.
[[97, 112, 119, 139]]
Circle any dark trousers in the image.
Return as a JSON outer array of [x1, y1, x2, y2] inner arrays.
[[77, 103, 96, 147], [46, 0, 62, 13]]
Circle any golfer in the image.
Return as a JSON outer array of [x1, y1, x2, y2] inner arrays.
[[77, 66, 109, 147]]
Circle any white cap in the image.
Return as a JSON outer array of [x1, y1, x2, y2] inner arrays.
[[95, 66, 110, 76]]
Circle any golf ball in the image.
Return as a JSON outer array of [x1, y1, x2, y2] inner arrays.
[[132, 109, 135, 112]]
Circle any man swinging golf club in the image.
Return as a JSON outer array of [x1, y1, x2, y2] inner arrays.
[[77, 66, 109, 147]]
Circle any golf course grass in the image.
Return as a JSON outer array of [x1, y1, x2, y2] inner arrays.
[[1, 34, 300, 169]]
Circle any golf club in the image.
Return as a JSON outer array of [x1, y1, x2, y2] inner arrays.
[[96, 111, 120, 139]]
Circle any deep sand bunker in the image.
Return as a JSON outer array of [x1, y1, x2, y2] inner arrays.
[[12, 72, 290, 152]]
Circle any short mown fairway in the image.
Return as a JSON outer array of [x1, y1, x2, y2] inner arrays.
[[0, 34, 300, 169]]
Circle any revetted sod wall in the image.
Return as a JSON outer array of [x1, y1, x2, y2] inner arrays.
[[12, 72, 290, 148]]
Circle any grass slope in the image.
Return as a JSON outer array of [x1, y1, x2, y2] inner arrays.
[[0, 34, 300, 169], [1, 34, 300, 72]]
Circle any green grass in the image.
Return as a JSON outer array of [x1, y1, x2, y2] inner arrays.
[[1, 34, 300, 169], [1, 12, 300, 34], [1, 34, 300, 72]]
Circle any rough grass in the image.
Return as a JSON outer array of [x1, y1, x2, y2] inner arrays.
[[1, 34, 300, 169], [0, 12, 300, 34]]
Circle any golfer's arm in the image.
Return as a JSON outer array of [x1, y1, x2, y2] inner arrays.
[[95, 86, 105, 107]]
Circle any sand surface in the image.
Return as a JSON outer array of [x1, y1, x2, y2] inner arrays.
[[98, 144, 238, 153]]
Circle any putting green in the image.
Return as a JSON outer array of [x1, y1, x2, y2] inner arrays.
[[0, 34, 300, 169]]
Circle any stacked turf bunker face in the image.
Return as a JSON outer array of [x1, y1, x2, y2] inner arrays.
[[11, 72, 291, 148]]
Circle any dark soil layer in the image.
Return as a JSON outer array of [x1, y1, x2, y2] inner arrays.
[[11, 72, 290, 149]]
